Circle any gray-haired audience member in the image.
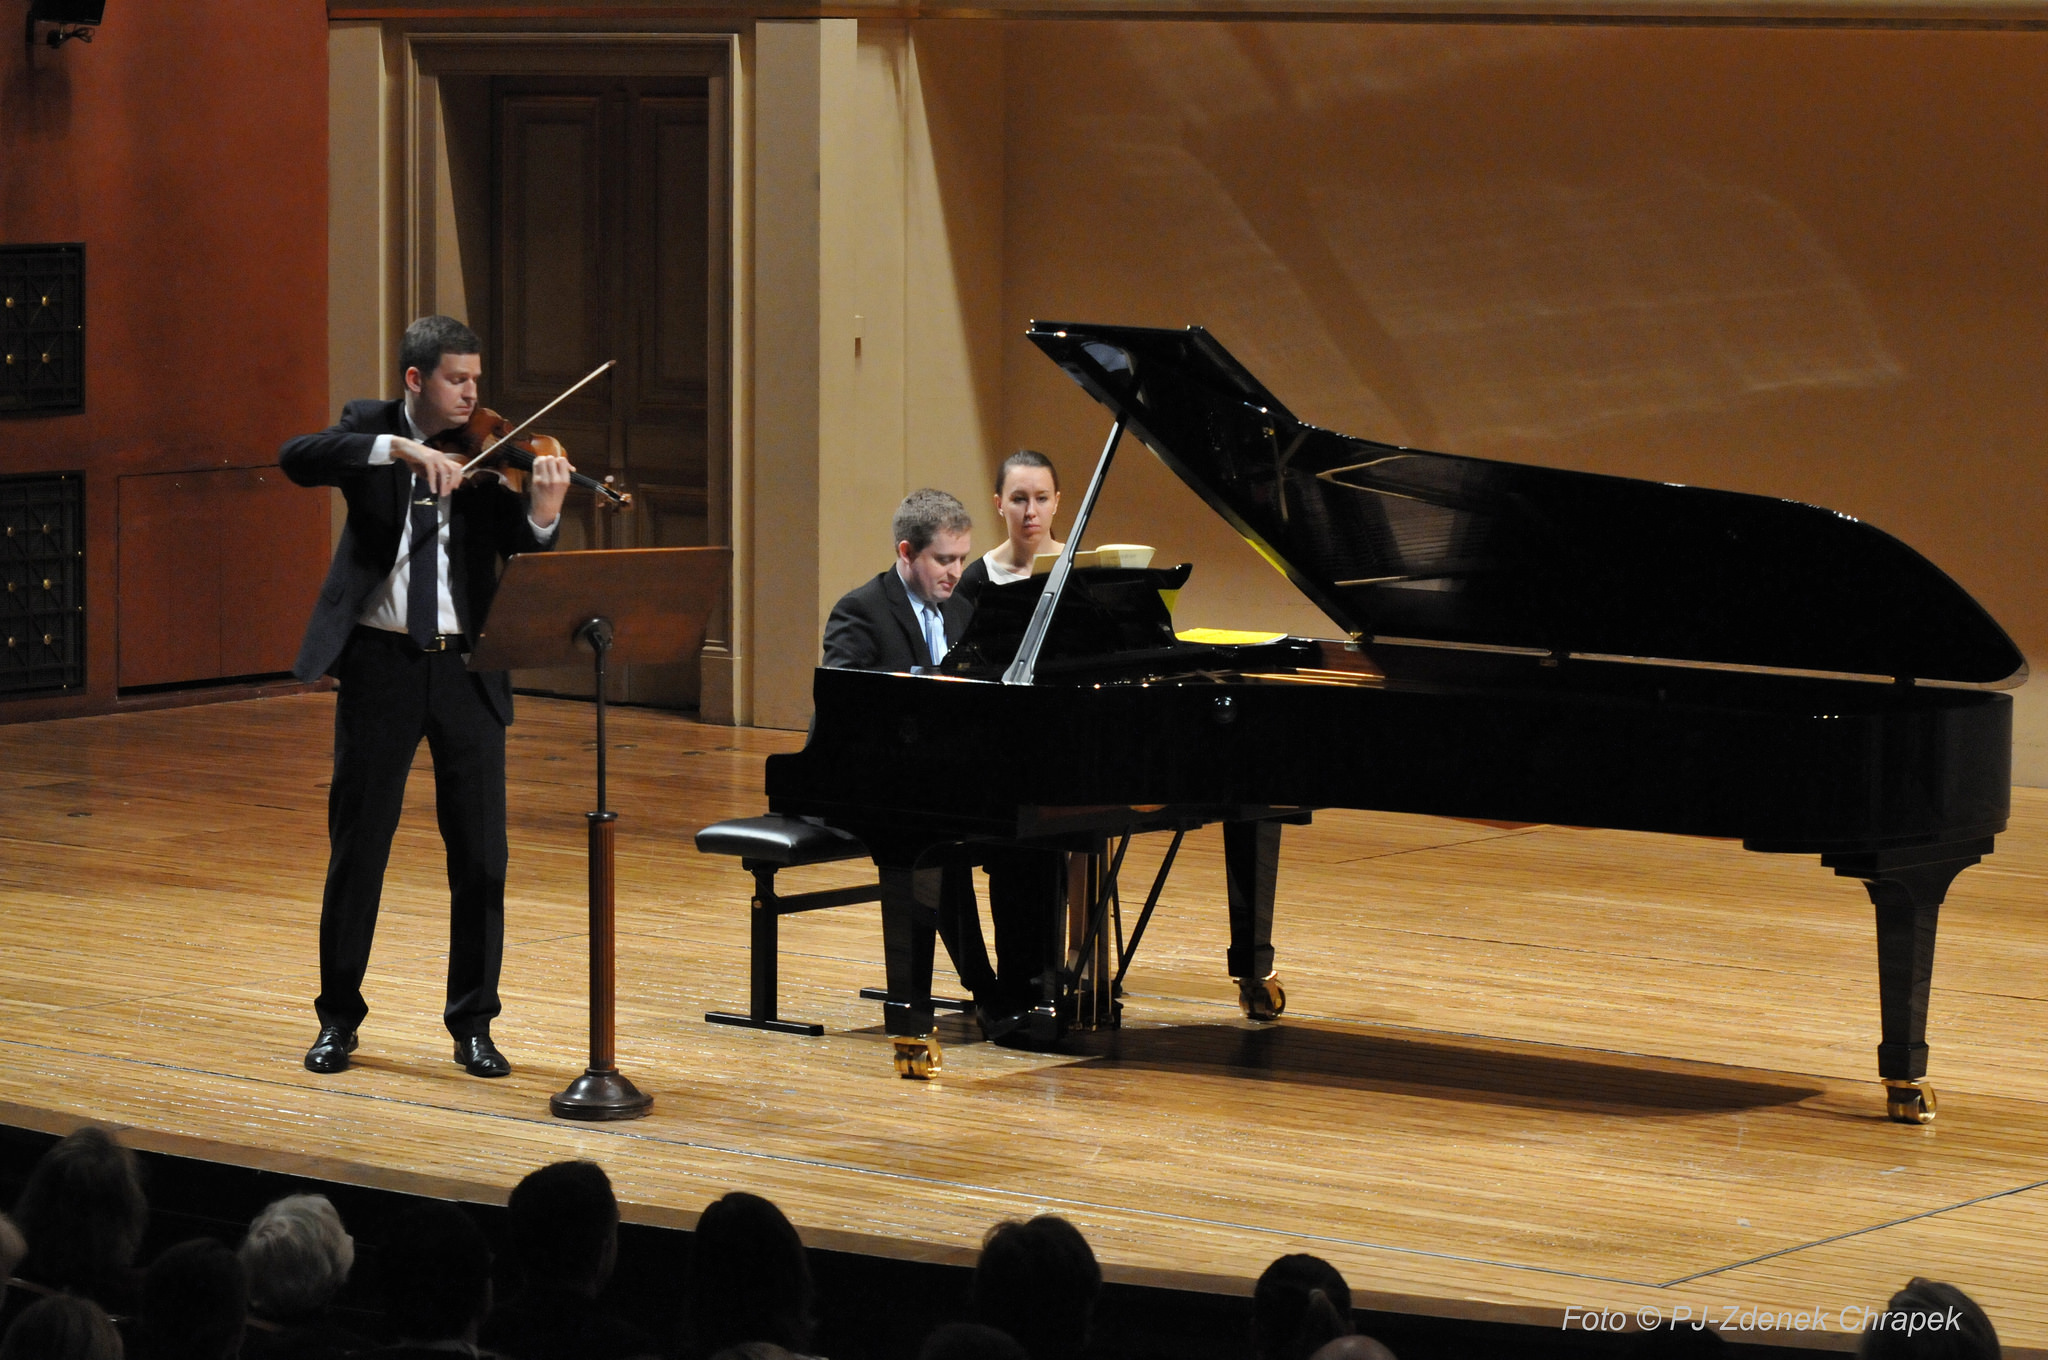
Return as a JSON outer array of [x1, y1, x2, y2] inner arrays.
[[1858, 1278, 2000, 1360], [0, 1294, 125, 1360], [139, 1239, 248, 1360], [972, 1216, 1100, 1360], [480, 1160, 658, 1360], [367, 1201, 493, 1359], [684, 1192, 816, 1360], [12, 1126, 150, 1318], [919, 1321, 1031, 1360], [239, 1194, 368, 1360]]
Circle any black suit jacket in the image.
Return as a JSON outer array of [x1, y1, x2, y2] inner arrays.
[[280, 398, 553, 724], [821, 567, 973, 671]]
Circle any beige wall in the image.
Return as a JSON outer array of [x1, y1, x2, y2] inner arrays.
[[991, 21, 2045, 781], [748, 19, 1008, 728]]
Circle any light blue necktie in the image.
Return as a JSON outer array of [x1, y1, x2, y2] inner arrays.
[[920, 602, 948, 666]]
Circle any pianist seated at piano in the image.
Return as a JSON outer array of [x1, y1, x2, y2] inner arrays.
[[821, 488, 976, 672], [956, 450, 1063, 608]]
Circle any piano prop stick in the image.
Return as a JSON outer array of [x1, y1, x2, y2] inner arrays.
[[470, 546, 732, 1120], [1004, 416, 1125, 685], [766, 322, 2026, 1119]]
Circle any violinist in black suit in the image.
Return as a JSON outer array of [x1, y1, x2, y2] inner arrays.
[[280, 315, 572, 1079]]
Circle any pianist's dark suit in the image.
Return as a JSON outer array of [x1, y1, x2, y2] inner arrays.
[[281, 399, 554, 1041], [821, 566, 972, 671]]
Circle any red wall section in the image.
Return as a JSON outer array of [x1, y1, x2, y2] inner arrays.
[[0, 0, 330, 714]]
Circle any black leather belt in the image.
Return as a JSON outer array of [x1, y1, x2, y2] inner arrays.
[[354, 626, 465, 654]]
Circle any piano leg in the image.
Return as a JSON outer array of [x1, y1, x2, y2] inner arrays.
[[878, 862, 943, 1079], [1224, 819, 1287, 1023], [1826, 840, 1992, 1125]]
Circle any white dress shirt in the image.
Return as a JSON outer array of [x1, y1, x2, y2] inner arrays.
[[356, 408, 559, 636]]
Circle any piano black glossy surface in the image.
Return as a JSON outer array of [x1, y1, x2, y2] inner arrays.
[[765, 323, 2024, 1118]]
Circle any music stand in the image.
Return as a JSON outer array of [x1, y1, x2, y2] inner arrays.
[[470, 546, 732, 1120]]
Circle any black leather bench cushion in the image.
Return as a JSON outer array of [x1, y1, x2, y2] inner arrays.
[[694, 814, 868, 867]]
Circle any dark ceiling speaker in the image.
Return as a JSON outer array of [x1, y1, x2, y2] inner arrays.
[[26, 0, 106, 49]]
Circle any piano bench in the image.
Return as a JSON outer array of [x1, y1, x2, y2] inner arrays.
[[696, 815, 891, 1037]]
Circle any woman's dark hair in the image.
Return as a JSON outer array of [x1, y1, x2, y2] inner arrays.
[[972, 1216, 1100, 1360], [686, 1192, 815, 1356], [1858, 1278, 1999, 1360], [1252, 1254, 1354, 1360], [140, 1238, 247, 1360], [0, 1293, 125, 1360], [995, 449, 1059, 495], [13, 1125, 149, 1305]]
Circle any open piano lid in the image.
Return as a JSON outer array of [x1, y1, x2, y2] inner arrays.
[[1028, 322, 2027, 689]]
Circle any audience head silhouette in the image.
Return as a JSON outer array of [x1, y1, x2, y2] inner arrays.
[[1623, 1318, 1728, 1358], [1253, 1254, 1353, 1360], [1858, 1278, 1999, 1360], [379, 1200, 492, 1346], [237, 1193, 354, 1324], [0, 1294, 124, 1360], [919, 1320, 1032, 1360], [506, 1159, 620, 1297], [972, 1216, 1101, 1360], [14, 1126, 149, 1311], [0, 1212, 26, 1312], [686, 1192, 815, 1357], [140, 1238, 247, 1360]]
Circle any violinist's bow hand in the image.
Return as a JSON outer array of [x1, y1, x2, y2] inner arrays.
[[528, 451, 573, 528], [392, 437, 466, 497]]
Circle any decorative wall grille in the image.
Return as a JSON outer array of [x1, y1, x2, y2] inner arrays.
[[1, 244, 86, 414], [1, 473, 85, 695]]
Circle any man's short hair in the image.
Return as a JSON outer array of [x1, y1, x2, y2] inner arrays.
[[1253, 1254, 1353, 1360], [239, 1194, 354, 1321], [142, 1238, 248, 1360], [894, 488, 973, 556], [380, 1201, 492, 1343], [973, 1216, 1100, 1360], [506, 1160, 618, 1290], [1858, 1278, 1999, 1360], [400, 315, 481, 381]]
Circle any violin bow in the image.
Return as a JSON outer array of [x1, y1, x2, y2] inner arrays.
[[455, 359, 617, 478]]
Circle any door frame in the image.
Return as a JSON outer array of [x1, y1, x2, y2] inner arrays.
[[358, 30, 749, 720]]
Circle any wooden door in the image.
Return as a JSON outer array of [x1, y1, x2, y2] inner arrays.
[[491, 77, 713, 706]]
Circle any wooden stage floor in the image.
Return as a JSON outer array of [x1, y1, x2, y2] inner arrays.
[[3, 694, 2047, 1354]]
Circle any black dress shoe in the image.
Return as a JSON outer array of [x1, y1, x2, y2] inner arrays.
[[453, 1034, 511, 1078], [304, 1026, 358, 1074], [976, 1005, 1064, 1052]]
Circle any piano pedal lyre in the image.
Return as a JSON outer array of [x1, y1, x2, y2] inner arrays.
[[1884, 1079, 1937, 1125], [892, 1034, 943, 1080], [1236, 972, 1287, 1023]]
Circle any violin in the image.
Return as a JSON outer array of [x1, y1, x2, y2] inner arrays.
[[426, 406, 633, 511]]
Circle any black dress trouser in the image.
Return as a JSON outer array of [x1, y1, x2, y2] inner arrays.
[[314, 627, 508, 1040]]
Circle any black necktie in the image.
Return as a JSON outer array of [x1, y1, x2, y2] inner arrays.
[[407, 473, 439, 648]]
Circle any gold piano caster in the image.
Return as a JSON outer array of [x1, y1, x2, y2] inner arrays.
[[892, 1034, 943, 1080], [1236, 972, 1287, 1023], [1884, 1079, 1937, 1125]]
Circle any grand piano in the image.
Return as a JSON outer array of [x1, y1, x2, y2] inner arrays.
[[765, 322, 2025, 1122]]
